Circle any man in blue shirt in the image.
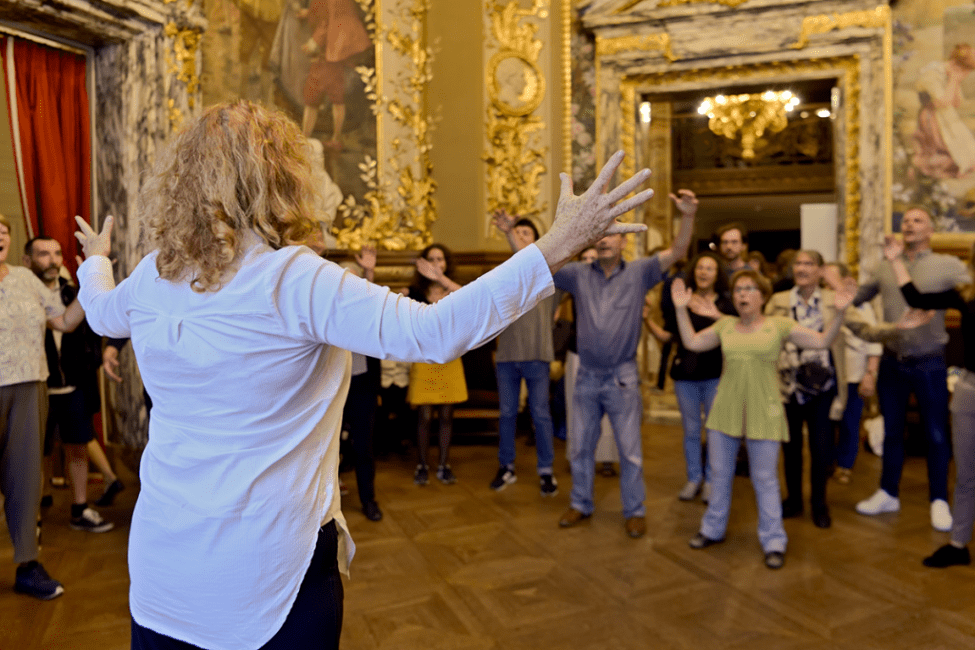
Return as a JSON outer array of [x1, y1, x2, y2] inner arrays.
[[554, 190, 698, 537]]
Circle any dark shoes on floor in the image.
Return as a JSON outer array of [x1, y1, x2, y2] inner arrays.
[[362, 501, 383, 522], [625, 516, 646, 538], [812, 507, 832, 529], [923, 544, 971, 568], [764, 551, 786, 569], [781, 500, 804, 519], [95, 479, 125, 507], [688, 532, 724, 549], [14, 561, 63, 600], [558, 508, 591, 528]]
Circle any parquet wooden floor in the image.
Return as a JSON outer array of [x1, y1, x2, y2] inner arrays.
[[3, 415, 975, 650]]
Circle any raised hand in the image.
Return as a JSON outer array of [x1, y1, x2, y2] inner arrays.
[[535, 151, 652, 271], [671, 277, 692, 309], [74, 215, 113, 260], [669, 189, 698, 217], [491, 210, 515, 234], [883, 234, 904, 262], [834, 277, 857, 310], [897, 307, 934, 330], [415, 257, 442, 282], [355, 244, 377, 273]]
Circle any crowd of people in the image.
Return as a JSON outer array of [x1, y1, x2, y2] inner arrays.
[[2, 100, 974, 648]]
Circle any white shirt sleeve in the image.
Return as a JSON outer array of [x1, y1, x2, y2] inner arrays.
[[77, 255, 133, 338], [275, 244, 555, 364]]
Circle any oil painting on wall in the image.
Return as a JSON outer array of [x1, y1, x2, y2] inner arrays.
[[892, 0, 975, 235], [201, 0, 377, 233]]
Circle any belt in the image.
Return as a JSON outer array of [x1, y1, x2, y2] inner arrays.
[[884, 350, 944, 364]]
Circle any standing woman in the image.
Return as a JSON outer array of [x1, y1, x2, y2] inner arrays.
[[671, 269, 852, 569], [765, 250, 850, 529], [73, 101, 656, 649], [0, 213, 85, 600], [662, 251, 735, 502], [407, 244, 466, 485]]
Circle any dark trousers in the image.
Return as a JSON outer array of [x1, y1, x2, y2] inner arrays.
[[343, 370, 378, 506], [131, 521, 343, 649], [876, 354, 951, 501], [783, 387, 837, 513]]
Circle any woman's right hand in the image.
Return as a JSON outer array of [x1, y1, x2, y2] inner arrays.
[[671, 277, 692, 309], [534, 151, 653, 272], [74, 215, 113, 260]]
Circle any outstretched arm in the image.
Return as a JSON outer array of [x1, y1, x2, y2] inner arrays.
[[656, 189, 698, 271]]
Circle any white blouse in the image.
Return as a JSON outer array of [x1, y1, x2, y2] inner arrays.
[[0, 265, 64, 387], [77, 237, 553, 650]]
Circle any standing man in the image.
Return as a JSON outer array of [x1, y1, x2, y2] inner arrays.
[[853, 206, 969, 531], [555, 190, 698, 538], [489, 213, 558, 497], [715, 222, 748, 276], [25, 237, 114, 533]]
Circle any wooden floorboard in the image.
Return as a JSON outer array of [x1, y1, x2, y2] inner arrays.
[[3, 413, 974, 649]]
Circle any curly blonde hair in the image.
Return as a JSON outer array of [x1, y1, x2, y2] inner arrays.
[[140, 101, 320, 292]]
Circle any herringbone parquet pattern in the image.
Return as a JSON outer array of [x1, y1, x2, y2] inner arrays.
[[3, 415, 974, 650]]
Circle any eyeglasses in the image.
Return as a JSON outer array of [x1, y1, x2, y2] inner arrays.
[[733, 285, 761, 294]]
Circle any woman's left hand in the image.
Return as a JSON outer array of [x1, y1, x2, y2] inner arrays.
[[74, 215, 113, 261]]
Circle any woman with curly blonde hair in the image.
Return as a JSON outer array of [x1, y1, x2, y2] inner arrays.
[[74, 100, 655, 649]]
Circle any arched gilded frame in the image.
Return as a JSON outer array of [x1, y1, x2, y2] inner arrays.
[[617, 56, 865, 274]]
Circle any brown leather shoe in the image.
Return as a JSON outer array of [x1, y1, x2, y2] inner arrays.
[[625, 516, 646, 538], [558, 508, 591, 528]]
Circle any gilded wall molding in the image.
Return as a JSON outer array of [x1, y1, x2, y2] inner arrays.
[[164, 22, 201, 130], [484, 0, 549, 225], [790, 5, 889, 50], [612, 0, 749, 14], [619, 56, 863, 273], [596, 33, 676, 61], [562, 0, 573, 176], [657, 0, 750, 8], [331, 0, 438, 250]]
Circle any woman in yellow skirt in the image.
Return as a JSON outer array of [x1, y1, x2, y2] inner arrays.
[[408, 245, 467, 485]]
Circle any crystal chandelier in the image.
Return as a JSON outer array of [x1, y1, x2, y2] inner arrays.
[[697, 91, 800, 159]]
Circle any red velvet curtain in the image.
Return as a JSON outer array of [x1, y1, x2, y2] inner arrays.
[[1, 36, 91, 275]]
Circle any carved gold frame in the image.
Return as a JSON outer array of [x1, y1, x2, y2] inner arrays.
[[488, 51, 545, 117], [616, 57, 863, 271], [331, 0, 438, 251]]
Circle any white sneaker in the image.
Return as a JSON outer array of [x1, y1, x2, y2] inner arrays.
[[700, 482, 711, 504], [931, 499, 953, 532], [856, 489, 900, 515]]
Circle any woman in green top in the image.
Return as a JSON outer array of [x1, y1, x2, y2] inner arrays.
[[671, 268, 853, 569]]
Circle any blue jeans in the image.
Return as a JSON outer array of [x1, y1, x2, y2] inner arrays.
[[496, 361, 555, 473], [876, 354, 950, 501], [700, 431, 787, 554], [836, 382, 864, 470], [673, 378, 719, 484], [569, 361, 645, 518]]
